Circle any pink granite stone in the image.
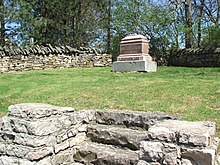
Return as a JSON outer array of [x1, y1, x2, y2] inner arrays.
[[117, 34, 152, 62]]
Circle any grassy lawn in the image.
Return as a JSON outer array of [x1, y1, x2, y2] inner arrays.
[[0, 66, 220, 136]]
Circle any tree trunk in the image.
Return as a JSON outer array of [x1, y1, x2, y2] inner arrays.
[[40, 0, 48, 45], [217, 0, 220, 27], [197, 0, 205, 47], [76, 1, 82, 47], [185, 0, 193, 48], [0, 0, 5, 45], [107, 0, 111, 53]]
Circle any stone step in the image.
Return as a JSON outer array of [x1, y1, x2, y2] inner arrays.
[[74, 142, 139, 165], [87, 124, 148, 150], [95, 110, 178, 129]]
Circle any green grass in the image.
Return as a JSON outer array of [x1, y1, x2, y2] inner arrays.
[[0, 66, 220, 136]]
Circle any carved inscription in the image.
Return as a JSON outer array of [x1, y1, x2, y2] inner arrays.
[[120, 44, 142, 54], [118, 57, 142, 61]]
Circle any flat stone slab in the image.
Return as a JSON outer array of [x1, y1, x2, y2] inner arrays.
[[87, 124, 148, 150], [74, 142, 139, 165], [0, 156, 34, 165], [2, 115, 72, 136], [147, 120, 216, 147], [8, 103, 74, 119], [95, 110, 178, 129]]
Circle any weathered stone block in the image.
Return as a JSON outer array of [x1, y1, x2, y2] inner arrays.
[[55, 139, 69, 154], [56, 124, 80, 143], [181, 147, 216, 165], [140, 141, 180, 164], [54, 132, 87, 154], [148, 120, 216, 147], [13, 132, 56, 147], [70, 110, 96, 124], [2, 115, 72, 136], [77, 124, 88, 132], [137, 160, 149, 165], [0, 156, 34, 165], [5, 144, 53, 161], [34, 156, 51, 165], [138, 161, 160, 165], [74, 142, 139, 165], [51, 148, 75, 165], [0, 143, 6, 154], [147, 126, 176, 143], [87, 124, 148, 150], [95, 110, 178, 129], [8, 103, 74, 119], [69, 132, 87, 147]]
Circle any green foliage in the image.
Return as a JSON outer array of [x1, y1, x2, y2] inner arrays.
[[111, 0, 176, 57], [4, 0, 109, 47], [1, 0, 220, 51], [202, 26, 220, 48]]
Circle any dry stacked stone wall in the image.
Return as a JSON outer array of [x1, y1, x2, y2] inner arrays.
[[0, 103, 219, 165], [0, 45, 112, 73], [168, 48, 220, 67]]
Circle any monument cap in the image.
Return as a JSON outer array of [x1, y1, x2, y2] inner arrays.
[[121, 34, 147, 42]]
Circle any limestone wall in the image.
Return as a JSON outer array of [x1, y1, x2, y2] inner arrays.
[[0, 103, 219, 165], [168, 48, 220, 67], [0, 45, 112, 73]]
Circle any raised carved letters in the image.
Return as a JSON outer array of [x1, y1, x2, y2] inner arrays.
[[120, 44, 142, 54]]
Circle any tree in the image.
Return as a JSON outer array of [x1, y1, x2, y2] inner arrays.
[[0, 0, 5, 45], [185, 0, 193, 48], [107, 0, 111, 53], [3, 0, 110, 47], [3, 0, 220, 52], [193, 0, 205, 47], [111, 0, 177, 58]]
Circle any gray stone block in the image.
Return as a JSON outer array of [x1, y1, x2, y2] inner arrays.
[[147, 120, 216, 147], [8, 103, 74, 119], [13, 132, 56, 147], [74, 142, 139, 165], [112, 60, 157, 72], [2, 116, 72, 136], [51, 148, 75, 165], [95, 110, 178, 129], [140, 141, 181, 164], [5, 144, 53, 161], [0, 156, 35, 165], [87, 124, 148, 150]]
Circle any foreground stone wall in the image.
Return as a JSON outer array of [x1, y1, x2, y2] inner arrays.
[[0, 103, 219, 165], [168, 48, 220, 67], [0, 45, 112, 73]]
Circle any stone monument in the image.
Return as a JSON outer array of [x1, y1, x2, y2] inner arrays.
[[112, 34, 157, 72]]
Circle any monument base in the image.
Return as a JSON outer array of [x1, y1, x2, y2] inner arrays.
[[112, 60, 157, 72]]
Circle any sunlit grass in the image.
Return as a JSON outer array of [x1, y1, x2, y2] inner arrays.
[[0, 66, 219, 136]]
